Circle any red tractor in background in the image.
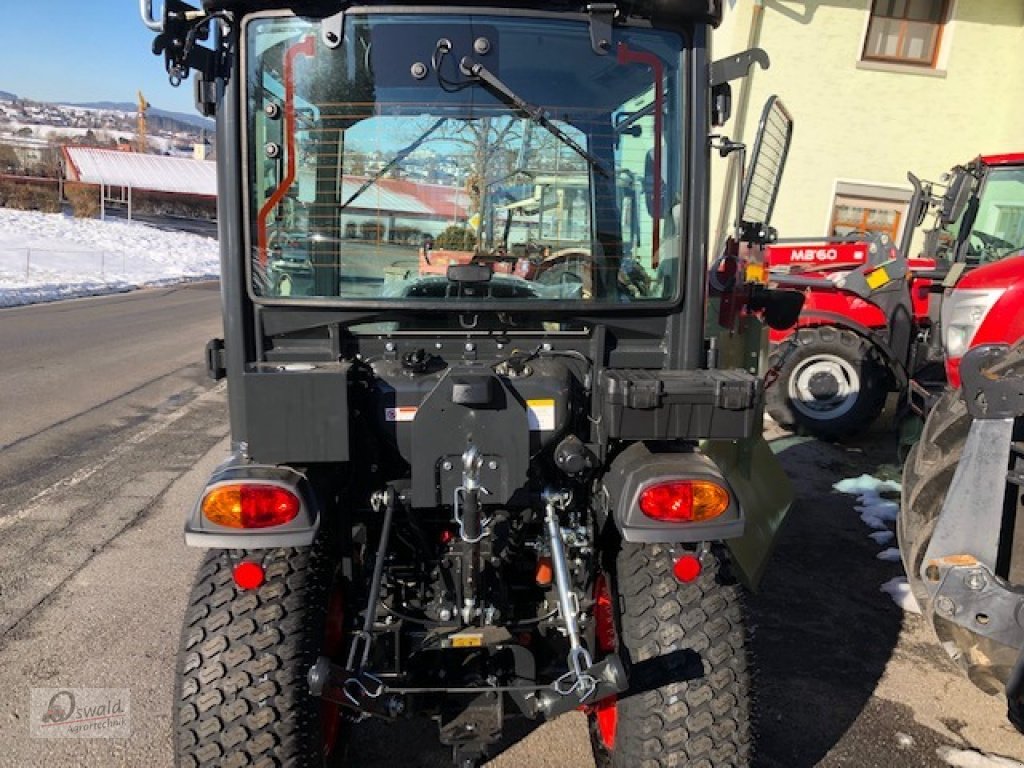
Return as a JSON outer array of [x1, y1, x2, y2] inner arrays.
[[763, 153, 1024, 439]]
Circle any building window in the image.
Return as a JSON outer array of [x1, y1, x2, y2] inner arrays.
[[995, 206, 1024, 247], [830, 182, 912, 241], [862, 0, 949, 67]]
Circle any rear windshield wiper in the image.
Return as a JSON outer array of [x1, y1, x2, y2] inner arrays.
[[460, 56, 609, 178], [339, 117, 448, 211]]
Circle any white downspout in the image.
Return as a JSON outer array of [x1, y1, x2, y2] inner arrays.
[[713, 0, 766, 252]]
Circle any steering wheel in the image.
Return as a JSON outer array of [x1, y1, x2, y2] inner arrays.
[[970, 230, 1017, 262]]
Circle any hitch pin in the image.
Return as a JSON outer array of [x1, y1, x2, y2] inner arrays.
[[343, 672, 384, 706]]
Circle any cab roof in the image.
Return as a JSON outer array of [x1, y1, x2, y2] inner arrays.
[[200, 0, 723, 27], [981, 152, 1024, 167]]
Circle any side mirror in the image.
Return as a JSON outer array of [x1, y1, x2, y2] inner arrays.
[[940, 168, 974, 226], [738, 96, 794, 241]]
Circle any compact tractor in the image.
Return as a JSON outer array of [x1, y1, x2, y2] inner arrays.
[[761, 154, 1024, 439], [141, 0, 801, 765]]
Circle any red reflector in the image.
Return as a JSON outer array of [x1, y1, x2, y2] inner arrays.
[[595, 696, 618, 749], [593, 573, 617, 653], [673, 555, 702, 583], [638, 480, 730, 522], [233, 560, 265, 590]]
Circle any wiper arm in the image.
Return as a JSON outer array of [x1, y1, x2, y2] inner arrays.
[[460, 57, 609, 178], [339, 117, 448, 211]]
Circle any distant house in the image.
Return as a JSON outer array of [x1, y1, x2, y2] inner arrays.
[[334, 176, 470, 242], [711, 0, 1024, 247]]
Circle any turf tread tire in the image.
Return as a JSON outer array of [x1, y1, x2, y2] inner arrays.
[[591, 542, 751, 768], [174, 540, 346, 768]]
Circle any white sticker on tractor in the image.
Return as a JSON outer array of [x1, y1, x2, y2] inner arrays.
[[527, 399, 555, 431], [385, 406, 418, 422]]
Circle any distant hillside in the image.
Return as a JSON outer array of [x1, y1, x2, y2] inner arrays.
[[66, 101, 215, 133], [0, 90, 17, 102], [0, 91, 211, 155]]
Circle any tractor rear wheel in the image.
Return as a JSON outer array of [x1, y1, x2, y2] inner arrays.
[[174, 539, 350, 768], [898, 389, 970, 605], [898, 383, 1024, 728], [589, 542, 752, 767], [766, 327, 890, 439], [900, 344, 1024, 599]]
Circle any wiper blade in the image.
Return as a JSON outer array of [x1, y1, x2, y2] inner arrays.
[[339, 117, 448, 211], [460, 57, 609, 178]]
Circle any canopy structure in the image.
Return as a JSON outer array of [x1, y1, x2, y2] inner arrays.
[[62, 146, 217, 198]]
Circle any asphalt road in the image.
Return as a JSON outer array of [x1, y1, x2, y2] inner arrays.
[[101, 208, 219, 239], [0, 286, 1022, 767]]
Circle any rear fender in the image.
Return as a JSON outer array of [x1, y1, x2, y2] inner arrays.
[[184, 453, 320, 549], [704, 435, 794, 590]]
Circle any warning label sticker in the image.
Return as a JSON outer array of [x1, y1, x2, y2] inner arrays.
[[385, 406, 418, 422], [526, 399, 556, 431]]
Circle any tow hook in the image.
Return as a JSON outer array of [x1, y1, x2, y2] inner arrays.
[[308, 657, 405, 719]]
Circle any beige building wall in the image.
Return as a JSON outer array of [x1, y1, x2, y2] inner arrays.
[[709, 0, 1024, 250]]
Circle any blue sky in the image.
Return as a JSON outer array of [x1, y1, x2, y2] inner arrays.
[[0, 0, 196, 115]]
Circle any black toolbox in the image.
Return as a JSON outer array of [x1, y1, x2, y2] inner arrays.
[[600, 369, 762, 440]]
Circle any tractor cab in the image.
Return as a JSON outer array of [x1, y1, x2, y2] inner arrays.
[[932, 154, 1024, 265], [141, 1, 799, 765]]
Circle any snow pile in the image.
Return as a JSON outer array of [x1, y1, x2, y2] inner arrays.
[[880, 576, 920, 614], [834, 473, 921, 614], [869, 530, 895, 545], [937, 746, 1024, 768], [0, 209, 219, 307], [833, 473, 901, 530], [876, 547, 901, 563]]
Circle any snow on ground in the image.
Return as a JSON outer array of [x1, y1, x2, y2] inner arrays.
[[834, 472, 922, 612], [937, 746, 1024, 768], [880, 576, 921, 614], [876, 547, 901, 562], [869, 530, 895, 545], [0, 208, 219, 307], [833, 473, 902, 496]]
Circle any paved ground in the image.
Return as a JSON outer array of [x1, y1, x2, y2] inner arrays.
[[101, 208, 219, 239], [0, 286, 1022, 767]]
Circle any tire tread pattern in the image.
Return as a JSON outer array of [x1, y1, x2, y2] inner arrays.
[[594, 542, 752, 768], [898, 389, 969, 603], [174, 542, 337, 768], [766, 327, 890, 439]]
